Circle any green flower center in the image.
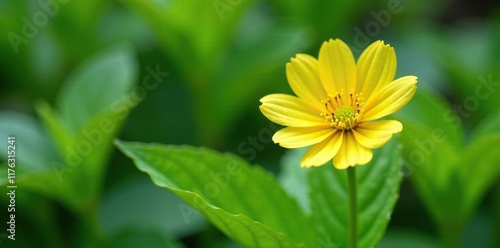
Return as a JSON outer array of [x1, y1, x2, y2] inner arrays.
[[333, 106, 357, 130], [321, 91, 363, 130]]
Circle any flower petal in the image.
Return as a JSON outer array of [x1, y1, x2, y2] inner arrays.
[[273, 126, 334, 148], [352, 120, 402, 148], [357, 41, 397, 101], [300, 130, 343, 167], [260, 94, 327, 127], [362, 76, 417, 121], [333, 132, 373, 169], [318, 39, 357, 94], [287, 54, 326, 105]]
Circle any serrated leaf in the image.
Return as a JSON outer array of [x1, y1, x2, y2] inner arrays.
[[115, 141, 315, 247], [307, 137, 402, 248]]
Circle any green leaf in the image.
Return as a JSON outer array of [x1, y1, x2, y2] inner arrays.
[[268, 0, 363, 41], [393, 90, 463, 222], [115, 141, 315, 247], [35, 100, 74, 155], [471, 111, 500, 140], [393, 90, 464, 150], [378, 229, 438, 248], [203, 25, 310, 142], [99, 175, 206, 238], [396, 121, 459, 222], [307, 137, 402, 248], [27, 45, 138, 211], [0, 111, 59, 172], [457, 134, 500, 217], [123, 0, 255, 79], [278, 147, 310, 214], [96, 228, 185, 248], [395, 90, 500, 245], [56, 43, 137, 134]]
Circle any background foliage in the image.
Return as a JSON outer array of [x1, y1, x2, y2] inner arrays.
[[1, 0, 500, 247]]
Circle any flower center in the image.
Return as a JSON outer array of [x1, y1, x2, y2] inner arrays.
[[321, 91, 364, 130], [333, 106, 357, 130]]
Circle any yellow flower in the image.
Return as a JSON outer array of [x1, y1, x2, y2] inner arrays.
[[259, 39, 417, 169]]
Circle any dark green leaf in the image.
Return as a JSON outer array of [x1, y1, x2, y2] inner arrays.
[[308, 137, 402, 248]]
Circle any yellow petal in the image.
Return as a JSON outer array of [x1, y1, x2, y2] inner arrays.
[[352, 120, 402, 148], [260, 94, 327, 127], [333, 132, 373, 169], [318, 39, 357, 94], [357, 40, 397, 102], [300, 130, 343, 167], [273, 126, 334, 148], [362, 76, 417, 121], [287, 54, 326, 105]]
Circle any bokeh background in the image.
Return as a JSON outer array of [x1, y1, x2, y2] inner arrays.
[[1, 0, 500, 247]]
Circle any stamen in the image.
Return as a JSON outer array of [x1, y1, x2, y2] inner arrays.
[[321, 90, 365, 130]]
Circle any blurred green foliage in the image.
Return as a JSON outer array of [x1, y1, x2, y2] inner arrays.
[[0, 0, 500, 247]]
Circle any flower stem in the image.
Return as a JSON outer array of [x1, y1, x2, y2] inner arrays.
[[347, 166, 357, 248]]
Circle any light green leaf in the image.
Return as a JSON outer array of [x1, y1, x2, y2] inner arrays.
[[115, 141, 315, 247], [56, 44, 137, 134], [308, 137, 402, 248], [393, 90, 463, 222], [35, 100, 74, 155], [28, 45, 138, 211], [279, 147, 310, 214], [397, 121, 460, 222], [0, 111, 59, 172]]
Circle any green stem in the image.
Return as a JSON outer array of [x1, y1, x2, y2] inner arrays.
[[438, 221, 463, 248], [347, 167, 357, 248], [76, 201, 104, 248]]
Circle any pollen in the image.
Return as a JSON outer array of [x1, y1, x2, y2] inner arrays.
[[333, 106, 358, 130], [321, 91, 364, 130]]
